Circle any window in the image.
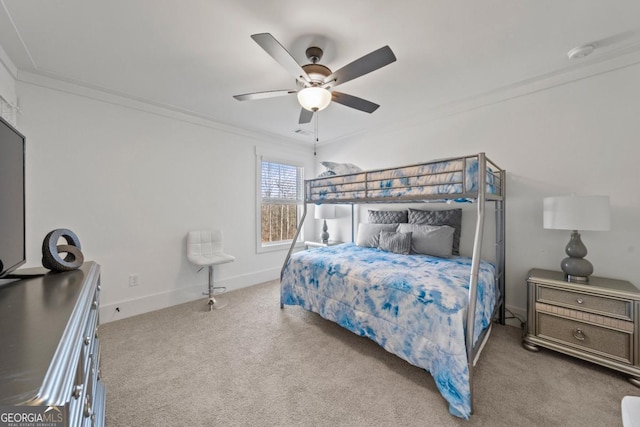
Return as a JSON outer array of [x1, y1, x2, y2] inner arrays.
[[257, 158, 304, 251]]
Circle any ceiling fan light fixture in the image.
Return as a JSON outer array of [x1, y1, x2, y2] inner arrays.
[[297, 87, 331, 112]]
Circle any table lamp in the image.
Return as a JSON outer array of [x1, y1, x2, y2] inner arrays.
[[314, 205, 336, 243], [543, 195, 610, 283]]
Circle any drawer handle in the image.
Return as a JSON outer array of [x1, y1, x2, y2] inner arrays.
[[572, 328, 586, 341], [576, 298, 584, 304]]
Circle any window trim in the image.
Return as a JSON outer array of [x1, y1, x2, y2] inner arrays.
[[255, 148, 305, 254]]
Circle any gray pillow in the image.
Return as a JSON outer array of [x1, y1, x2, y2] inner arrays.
[[378, 231, 412, 255], [368, 209, 408, 224], [408, 208, 462, 255], [397, 223, 455, 258], [356, 223, 398, 248]]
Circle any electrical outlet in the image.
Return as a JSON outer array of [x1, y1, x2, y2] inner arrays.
[[129, 274, 139, 287]]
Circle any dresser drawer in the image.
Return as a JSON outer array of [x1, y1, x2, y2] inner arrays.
[[537, 285, 631, 319], [537, 312, 632, 363]]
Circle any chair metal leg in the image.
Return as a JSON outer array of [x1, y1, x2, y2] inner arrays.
[[204, 265, 227, 310]]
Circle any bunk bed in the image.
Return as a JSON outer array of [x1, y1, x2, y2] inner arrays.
[[279, 153, 506, 419]]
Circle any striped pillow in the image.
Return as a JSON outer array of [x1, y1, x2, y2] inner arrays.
[[378, 231, 412, 255]]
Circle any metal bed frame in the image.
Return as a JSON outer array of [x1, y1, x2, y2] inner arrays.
[[280, 152, 506, 414]]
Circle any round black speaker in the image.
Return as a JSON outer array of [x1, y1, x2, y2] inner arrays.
[[42, 228, 84, 271]]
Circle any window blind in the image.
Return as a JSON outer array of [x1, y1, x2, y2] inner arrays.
[[261, 161, 303, 205]]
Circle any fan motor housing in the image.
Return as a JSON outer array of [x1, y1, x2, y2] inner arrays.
[[301, 63, 331, 84]]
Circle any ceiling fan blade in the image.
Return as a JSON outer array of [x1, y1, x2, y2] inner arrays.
[[323, 45, 396, 88], [251, 33, 311, 83], [331, 91, 379, 113], [299, 108, 314, 124], [233, 89, 296, 101]]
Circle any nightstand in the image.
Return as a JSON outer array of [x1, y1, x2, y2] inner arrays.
[[304, 240, 342, 249], [523, 268, 640, 386]]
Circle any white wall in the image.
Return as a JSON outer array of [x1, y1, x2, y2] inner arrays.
[[16, 78, 315, 322], [0, 44, 17, 123], [9, 52, 640, 324], [317, 62, 640, 320]]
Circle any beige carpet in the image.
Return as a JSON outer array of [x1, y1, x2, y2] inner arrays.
[[100, 280, 638, 426]]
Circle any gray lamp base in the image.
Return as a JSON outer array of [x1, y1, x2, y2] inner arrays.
[[561, 231, 594, 283], [565, 274, 589, 284], [320, 219, 330, 244]]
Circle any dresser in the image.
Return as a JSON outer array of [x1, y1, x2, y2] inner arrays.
[[0, 262, 105, 426], [523, 268, 640, 385]]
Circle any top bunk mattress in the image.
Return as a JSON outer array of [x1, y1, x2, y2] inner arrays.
[[307, 154, 503, 203]]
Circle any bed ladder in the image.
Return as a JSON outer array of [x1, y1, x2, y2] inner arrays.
[[280, 201, 309, 308], [466, 154, 507, 415], [495, 183, 506, 325]]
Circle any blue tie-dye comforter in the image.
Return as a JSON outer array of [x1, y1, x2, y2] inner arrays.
[[280, 243, 496, 419]]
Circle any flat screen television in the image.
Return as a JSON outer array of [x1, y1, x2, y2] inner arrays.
[[0, 115, 25, 278]]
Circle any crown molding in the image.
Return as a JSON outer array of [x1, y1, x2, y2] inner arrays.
[[0, 43, 17, 80], [16, 69, 308, 151], [326, 47, 640, 146], [13, 44, 640, 150]]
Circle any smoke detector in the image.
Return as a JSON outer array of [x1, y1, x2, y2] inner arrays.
[[567, 44, 595, 60]]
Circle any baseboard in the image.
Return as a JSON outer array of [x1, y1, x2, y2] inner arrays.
[[504, 304, 527, 329], [100, 267, 280, 323], [101, 273, 530, 331]]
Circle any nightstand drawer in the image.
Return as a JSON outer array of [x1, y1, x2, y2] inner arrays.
[[537, 312, 632, 363], [524, 269, 640, 384], [537, 285, 631, 319]]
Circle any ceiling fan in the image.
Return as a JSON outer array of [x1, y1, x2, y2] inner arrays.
[[233, 33, 397, 124]]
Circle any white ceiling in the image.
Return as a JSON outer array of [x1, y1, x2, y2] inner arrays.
[[1, 0, 639, 145]]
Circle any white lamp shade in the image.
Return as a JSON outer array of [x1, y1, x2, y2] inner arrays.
[[314, 204, 336, 220], [543, 195, 610, 231], [297, 87, 331, 112]]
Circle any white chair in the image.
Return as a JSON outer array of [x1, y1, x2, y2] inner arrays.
[[187, 230, 235, 311]]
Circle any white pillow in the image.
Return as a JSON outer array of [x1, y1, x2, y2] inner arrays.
[[396, 223, 455, 258], [356, 223, 398, 248]]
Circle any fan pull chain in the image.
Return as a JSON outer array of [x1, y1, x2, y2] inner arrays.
[[314, 112, 319, 156]]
